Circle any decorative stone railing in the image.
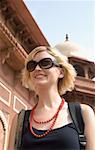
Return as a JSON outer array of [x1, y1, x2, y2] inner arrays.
[[75, 76, 95, 95]]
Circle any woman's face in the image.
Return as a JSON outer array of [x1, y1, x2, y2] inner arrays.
[[28, 51, 64, 92]]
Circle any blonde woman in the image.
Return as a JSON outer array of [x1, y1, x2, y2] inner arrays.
[[8, 46, 95, 150]]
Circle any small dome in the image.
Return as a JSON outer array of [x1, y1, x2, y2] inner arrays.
[[54, 34, 86, 58], [55, 40, 82, 57]]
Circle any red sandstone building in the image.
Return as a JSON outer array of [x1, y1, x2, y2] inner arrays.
[[0, 0, 95, 149]]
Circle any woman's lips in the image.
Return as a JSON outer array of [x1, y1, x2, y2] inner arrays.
[[34, 74, 46, 79]]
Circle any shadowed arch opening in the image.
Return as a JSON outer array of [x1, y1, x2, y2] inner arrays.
[[74, 64, 85, 77]]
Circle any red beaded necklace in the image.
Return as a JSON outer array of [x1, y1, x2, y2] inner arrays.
[[30, 98, 65, 138]]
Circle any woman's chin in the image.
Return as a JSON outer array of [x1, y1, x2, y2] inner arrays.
[[34, 80, 48, 88]]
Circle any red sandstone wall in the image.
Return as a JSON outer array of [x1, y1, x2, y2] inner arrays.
[[0, 61, 35, 149]]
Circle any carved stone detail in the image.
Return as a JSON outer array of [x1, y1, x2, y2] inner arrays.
[[0, 47, 14, 64], [0, 21, 27, 58]]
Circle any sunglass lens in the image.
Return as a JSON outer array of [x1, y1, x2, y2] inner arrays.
[[40, 58, 53, 69], [27, 61, 36, 72]]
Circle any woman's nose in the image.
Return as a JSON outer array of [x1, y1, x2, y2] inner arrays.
[[35, 64, 42, 70]]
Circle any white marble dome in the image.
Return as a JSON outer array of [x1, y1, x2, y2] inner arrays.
[[55, 40, 82, 57], [54, 35, 87, 59]]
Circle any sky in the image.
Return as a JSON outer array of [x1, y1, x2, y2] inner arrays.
[[24, 0, 95, 62]]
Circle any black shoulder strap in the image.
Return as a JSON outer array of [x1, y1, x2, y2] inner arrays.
[[68, 102, 84, 134], [15, 109, 26, 150], [68, 102, 86, 148]]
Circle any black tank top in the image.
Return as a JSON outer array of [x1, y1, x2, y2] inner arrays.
[[21, 110, 80, 150]]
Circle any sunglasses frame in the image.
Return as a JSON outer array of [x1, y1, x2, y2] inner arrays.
[[26, 58, 61, 72]]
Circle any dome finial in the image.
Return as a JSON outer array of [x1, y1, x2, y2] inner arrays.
[[66, 34, 69, 41]]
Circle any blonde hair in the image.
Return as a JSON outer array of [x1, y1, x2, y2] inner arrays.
[[22, 46, 77, 95]]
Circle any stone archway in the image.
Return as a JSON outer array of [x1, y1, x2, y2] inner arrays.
[[0, 110, 7, 150]]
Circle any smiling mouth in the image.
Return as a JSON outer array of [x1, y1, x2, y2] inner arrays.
[[35, 74, 46, 79]]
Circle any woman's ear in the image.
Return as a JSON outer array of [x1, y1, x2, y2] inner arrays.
[[59, 68, 64, 79]]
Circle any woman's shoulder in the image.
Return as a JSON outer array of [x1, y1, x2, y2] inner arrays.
[[80, 103, 94, 114], [80, 104, 95, 149], [80, 103, 95, 124]]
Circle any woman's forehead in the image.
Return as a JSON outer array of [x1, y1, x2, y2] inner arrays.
[[32, 51, 55, 61]]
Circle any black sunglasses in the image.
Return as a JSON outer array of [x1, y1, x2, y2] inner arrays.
[[26, 58, 61, 72]]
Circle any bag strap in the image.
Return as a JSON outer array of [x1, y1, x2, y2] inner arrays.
[[15, 109, 26, 150], [68, 102, 86, 147]]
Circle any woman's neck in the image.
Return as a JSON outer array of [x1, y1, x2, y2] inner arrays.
[[36, 89, 62, 110]]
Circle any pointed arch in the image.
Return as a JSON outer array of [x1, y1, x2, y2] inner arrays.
[[0, 110, 8, 150]]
